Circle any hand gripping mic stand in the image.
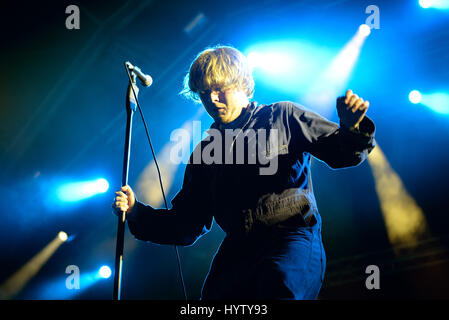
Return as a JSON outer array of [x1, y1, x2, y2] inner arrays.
[[113, 62, 187, 300]]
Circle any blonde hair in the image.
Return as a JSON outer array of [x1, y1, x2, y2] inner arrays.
[[180, 45, 255, 103]]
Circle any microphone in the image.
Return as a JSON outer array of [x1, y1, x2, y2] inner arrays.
[[125, 61, 153, 87]]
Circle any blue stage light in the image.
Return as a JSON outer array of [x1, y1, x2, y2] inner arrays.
[[410, 90, 449, 114], [301, 25, 370, 116], [244, 41, 334, 96], [96, 178, 109, 193], [55, 178, 109, 202], [420, 0, 433, 8], [247, 50, 296, 75], [35, 269, 104, 299], [99, 266, 112, 279], [247, 51, 262, 70], [409, 90, 422, 104], [421, 92, 449, 114], [419, 0, 449, 9]]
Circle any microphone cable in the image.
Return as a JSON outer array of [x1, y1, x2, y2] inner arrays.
[[124, 62, 188, 301]]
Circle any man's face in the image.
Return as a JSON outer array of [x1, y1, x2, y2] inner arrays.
[[199, 87, 249, 124]]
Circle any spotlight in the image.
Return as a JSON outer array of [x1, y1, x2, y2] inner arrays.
[[358, 24, 371, 37], [421, 92, 449, 114], [303, 25, 369, 115], [246, 50, 295, 74], [409, 90, 422, 104], [99, 266, 111, 279], [58, 231, 68, 242], [368, 146, 429, 251], [419, 0, 449, 9], [419, 0, 433, 8], [55, 177, 110, 203], [247, 51, 262, 70], [95, 178, 109, 193], [0, 232, 68, 299]]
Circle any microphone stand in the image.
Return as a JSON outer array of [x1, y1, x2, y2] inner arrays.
[[113, 68, 139, 300]]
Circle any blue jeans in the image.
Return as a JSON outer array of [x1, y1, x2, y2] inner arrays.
[[201, 213, 326, 300]]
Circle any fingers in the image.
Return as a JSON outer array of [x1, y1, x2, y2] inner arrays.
[[111, 200, 128, 211], [345, 89, 353, 103], [362, 100, 369, 110], [121, 185, 133, 196], [113, 196, 128, 206], [349, 98, 369, 114], [351, 98, 365, 113], [115, 201, 129, 213], [111, 185, 136, 216], [112, 198, 129, 213], [347, 94, 359, 109], [112, 186, 132, 213], [343, 90, 370, 113], [115, 190, 127, 199], [115, 191, 128, 202]]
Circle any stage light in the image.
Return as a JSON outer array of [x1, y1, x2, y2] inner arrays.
[[358, 24, 371, 37], [302, 25, 370, 116], [246, 50, 295, 74], [420, 0, 433, 8], [0, 232, 68, 299], [58, 231, 68, 242], [96, 178, 109, 193], [410, 90, 449, 114], [421, 92, 449, 114], [419, 0, 449, 9], [35, 269, 105, 299], [55, 177, 110, 202], [368, 146, 429, 252], [99, 266, 112, 279], [409, 90, 422, 104], [247, 51, 262, 70], [244, 41, 334, 97]]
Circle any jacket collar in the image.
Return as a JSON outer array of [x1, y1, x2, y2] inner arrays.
[[210, 101, 258, 131]]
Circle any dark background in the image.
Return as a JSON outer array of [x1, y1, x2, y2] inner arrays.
[[1, 0, 448, 299]]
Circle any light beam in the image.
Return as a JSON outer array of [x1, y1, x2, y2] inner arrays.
[[0, 231, 69, 299], [368, 146, 430, 252]]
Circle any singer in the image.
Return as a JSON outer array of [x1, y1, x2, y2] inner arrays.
[[113, 46, 375, 299]]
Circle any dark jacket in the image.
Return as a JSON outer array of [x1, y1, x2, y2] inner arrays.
[[127, 101, 375, 245]]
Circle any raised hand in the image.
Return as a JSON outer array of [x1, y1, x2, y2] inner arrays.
[[336, 89, 370, 129]]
